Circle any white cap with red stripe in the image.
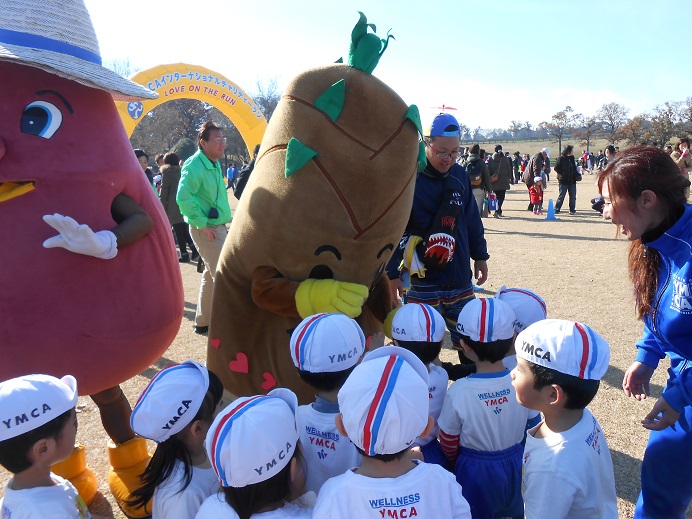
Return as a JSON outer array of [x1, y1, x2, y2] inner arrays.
[[495, 285, 547, 333], [205, 388, 298, 487], [391, 303, 446, 343], [456, 298, 516, 343], [515, 319, 610, 380], [338, 346, 429, 456], [289, 313, 365, 373]]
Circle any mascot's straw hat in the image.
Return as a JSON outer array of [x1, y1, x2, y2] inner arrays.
[[0, 0, 157, 101]]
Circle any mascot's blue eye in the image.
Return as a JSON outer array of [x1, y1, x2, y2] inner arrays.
[[21, 101, 63, 139]]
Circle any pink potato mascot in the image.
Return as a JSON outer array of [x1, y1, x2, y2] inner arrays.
[[0, 1, 183, 516]]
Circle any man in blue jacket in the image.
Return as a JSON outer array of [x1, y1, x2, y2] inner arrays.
[[387, 113, 489, 358]]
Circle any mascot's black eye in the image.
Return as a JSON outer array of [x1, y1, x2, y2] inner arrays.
[[21, 101, 63, 139]]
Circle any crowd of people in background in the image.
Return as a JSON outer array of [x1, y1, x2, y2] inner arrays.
[[452, 142, 644, 219]]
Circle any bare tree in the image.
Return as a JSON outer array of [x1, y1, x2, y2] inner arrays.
[[520, 121, 534, 140], [541, 106, 576, 155], [573, 115, 602, 152], [252, 78, 282, 121], [103, 58, 140, 78], [619, 114, 651, 146], [649, 101, 683, 147], [596, 102, 629, 144], [508, 120, 523, 139], [681, 96, 692, 134]]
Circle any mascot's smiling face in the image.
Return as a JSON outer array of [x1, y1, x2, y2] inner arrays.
[[232, 64, 419, 290], [0, 61, 182, 395]]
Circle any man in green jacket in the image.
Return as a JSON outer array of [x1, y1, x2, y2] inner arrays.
[[176, 121, 232, 334]]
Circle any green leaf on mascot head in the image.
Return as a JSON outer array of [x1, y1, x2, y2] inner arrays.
[[417, 141, 427, 172], [314, 79, 345, 122], [335, 57, 343, 63], [285, 137, 318, 178], [348, 12, 395, 74], [404, 105, 423, 137]]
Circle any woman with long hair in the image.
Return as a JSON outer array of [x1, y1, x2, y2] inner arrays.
[[598, 146, 692, 518]]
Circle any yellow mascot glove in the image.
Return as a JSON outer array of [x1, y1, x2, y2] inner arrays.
[[295, 279, 369, 318], [383, 307, 400, 341]]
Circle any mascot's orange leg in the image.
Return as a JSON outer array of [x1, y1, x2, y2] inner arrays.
[[52, 386, 153, 517], [53, 386, 152, 516], [51, 444, 98, 505], [92, 386, 152, 518]]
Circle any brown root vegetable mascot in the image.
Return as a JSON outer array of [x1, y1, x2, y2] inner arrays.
[[208, 13, 425, 403], [0, 1, 183, 516]]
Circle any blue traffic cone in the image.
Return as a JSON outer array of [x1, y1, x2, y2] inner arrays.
[[546, 199, 557, 220]]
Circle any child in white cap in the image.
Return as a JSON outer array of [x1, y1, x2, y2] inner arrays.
[[128, 361, 223, 518], [313, 346, 472, 518], [512, 319, 617, 518], [495, 285, 548, 371], [438, 298, 541, 519], [196, 388, 312, 519], [289, 313, 364, 494], [529, 175, 543, 215], [390, 302, 449, 467], [0, 374, 100, 518]]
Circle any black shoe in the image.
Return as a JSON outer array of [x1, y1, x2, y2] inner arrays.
[[569, 211, 577, 215], [554, 209, 561, 214], [194, 325, 209, 335], [191, 251, 200, 261], [179, 255, 190, 263]]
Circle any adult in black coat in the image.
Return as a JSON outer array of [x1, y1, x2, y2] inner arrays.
[[553, 144, 579, 214], [234, 144, 260, 199]]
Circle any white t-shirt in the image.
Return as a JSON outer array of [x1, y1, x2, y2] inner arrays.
[[153, 460, 219, 519], [296, 403, 361, 494], [522, 408, 618, 519], [414, 364, 448, 447], [1, 473, 91, 518], [437, 370, 540, 451], [196, 493, 313, 519], [312, 460, 471, 519]]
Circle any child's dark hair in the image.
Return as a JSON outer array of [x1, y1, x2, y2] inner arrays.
[[222, 447, 304, 519], [297, 366, 356, 393], [354, 445, 409, 463], [127, 369, 223, 512], [0, 409, 73, 473], [528, 361, 600, 409], [394, 339, 442, 366], [460, 334, 513, 363]]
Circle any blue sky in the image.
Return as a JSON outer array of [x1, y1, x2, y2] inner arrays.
[[85, 0, 687, 130]]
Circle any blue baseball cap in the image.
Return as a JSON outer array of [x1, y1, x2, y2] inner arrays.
[[427, 113, 461, 137]]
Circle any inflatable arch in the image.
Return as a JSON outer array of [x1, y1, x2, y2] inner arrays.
[[115, 63, 267, 153]]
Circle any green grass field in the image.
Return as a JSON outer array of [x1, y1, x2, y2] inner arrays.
[[461, 137, 616, 157]]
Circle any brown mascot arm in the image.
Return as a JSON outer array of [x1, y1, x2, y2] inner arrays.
[[365, 273, 396, 323], [252, 266, 302, 317], [110, 193, 153, 247]]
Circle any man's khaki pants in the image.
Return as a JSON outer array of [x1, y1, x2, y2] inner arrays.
[[189, 224, 227, 327]]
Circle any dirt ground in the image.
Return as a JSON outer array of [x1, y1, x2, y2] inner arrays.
[[1, 177, 689, 518]]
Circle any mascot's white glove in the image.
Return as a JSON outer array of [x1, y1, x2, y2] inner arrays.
[[43, 213, 118, 259]]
